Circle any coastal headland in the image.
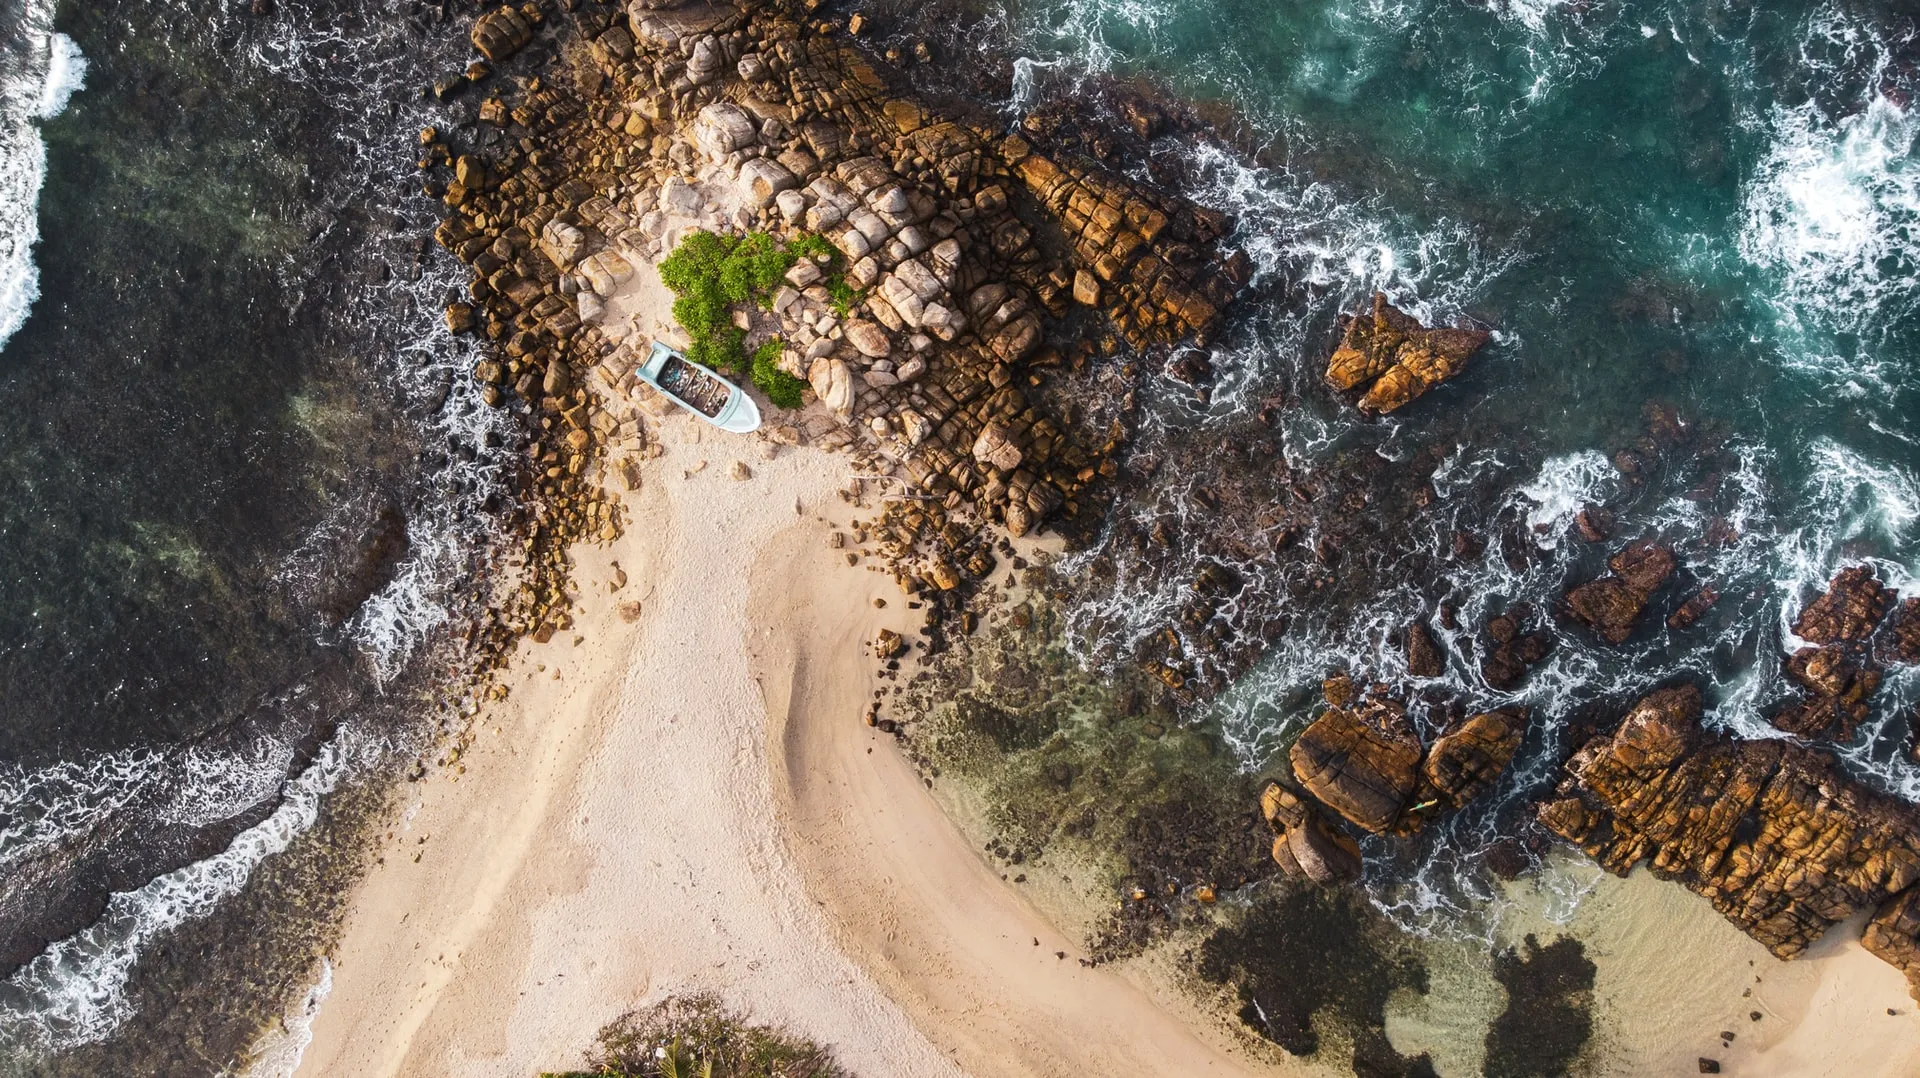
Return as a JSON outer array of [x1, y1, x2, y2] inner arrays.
[[281, 0, 1920, 1074]]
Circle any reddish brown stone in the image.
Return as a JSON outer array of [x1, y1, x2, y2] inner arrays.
[[1423, 708, 1525, 809], [1793, 565, 1892, 644], [1406, 621, 1445, 678], [1668, 586, 1720, 631], [1566, 538, 1675, 644], [1539, 685, 1920, 970], [1289, 698, 1422, 833], [1324, 292, 1489, 414]]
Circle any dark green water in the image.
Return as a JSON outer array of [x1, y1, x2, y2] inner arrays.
[[0, 0, 512, 1063]]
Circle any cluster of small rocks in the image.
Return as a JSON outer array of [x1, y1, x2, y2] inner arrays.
[[419, 0, 1244, 682]]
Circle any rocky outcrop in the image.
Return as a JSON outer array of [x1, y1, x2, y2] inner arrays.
[[1421, 708, 1524, 809], [1771, 566, 1899, 741], [1324, 292, 1489, 414], [1480, 606, 1552, 690], [1404, 620, 1444, 678], [470, 5, 534, 62], [1260, 781, 1362, 886], [1865, 888, 1920, 1001], [1288, 697, 1423, 834], [1793, 565, 1891, 644], [1539, 684, 1920, 995], [1889, 598, 1920, 664], [1564, 538, 1675, 644]]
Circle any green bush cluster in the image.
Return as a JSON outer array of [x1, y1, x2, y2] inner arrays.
[[654, 230, 839, 410], [540, 993, 847, 1078]]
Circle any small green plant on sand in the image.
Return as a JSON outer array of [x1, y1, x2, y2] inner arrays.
[[540, 993, 848, 1078], [655, 229, 837, 409]]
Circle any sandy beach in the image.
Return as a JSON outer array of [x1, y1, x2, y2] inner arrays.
[[290, 399, 1920, 1078], [291, 416, 1281, 1078]]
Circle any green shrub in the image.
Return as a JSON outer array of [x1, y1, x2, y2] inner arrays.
[[750, 339, 807, 409], [562, 993, 849, 1078], [655, 230, 843, 386], [824, 274, 859, 318]]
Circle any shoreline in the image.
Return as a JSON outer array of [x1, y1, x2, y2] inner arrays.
[[294, 421, 1285, 1076]]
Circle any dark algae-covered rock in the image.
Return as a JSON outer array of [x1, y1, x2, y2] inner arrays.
[[1483, 935, 1597, 1078], [1769, 565, 1908, 741], [1564, 537, 1675, 644], [1198, 888, 1437, 1077]]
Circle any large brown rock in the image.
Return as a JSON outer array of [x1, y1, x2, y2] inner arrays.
[[1289, 698, 1422, 833], [1261, 781, 1362, 886], [1864, 887, 1920, 1002], [1539, 685, 1920, 972], [1565, 538, 1675, 644], [1793, 565, 1892, 644], [470, 6, 533, 62], [1324, 293, 1489, 414], [1405, 621, 1444, 678], [1423, 708, 1525, 809]]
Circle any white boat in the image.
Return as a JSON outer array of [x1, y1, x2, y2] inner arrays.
[[636, 340, 762, 433]]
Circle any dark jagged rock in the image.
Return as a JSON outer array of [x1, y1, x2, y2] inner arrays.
[[1289, 697, 1422, 833], [1770, 567, 1897, 740], [1324, 292, 1489, 414], [1770, 645, 1882, 740], [1667, 586, 1718, 631], [1793, 565, 1892, 644], [1405, 620, 1444, 678], [1539, 685, 1920, 994], [1422, 708, 1524, 809], [1574, 505, 1613, 543], [1884, 597, 1920, 664], [1480, 607, 1551, 690], [1564, 538, 1675, 644]]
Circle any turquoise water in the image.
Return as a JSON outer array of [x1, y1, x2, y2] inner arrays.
[[936, 0, 1920, 931]]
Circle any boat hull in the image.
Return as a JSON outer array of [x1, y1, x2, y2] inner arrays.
[[637, 340, 762, 433]]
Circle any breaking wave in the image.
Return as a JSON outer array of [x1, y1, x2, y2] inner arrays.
[[0, 731, 365, 1053], [0, 3, 87, 353]]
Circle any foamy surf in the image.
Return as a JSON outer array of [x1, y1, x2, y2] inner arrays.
[[0, 4, 87, 353], [0, 731, 363, 1054]]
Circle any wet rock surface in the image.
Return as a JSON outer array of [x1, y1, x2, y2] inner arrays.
[[1325, 292, 1490, 414], [1539, 684, 1920, 996], [1289, 697, 1424, 834], [1564, 537, 1675, 644], [1770, 566, 1905, 741]]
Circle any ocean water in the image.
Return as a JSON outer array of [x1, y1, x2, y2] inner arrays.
[[0, 0, 513, 1067], [905, 0, 1920, 936]]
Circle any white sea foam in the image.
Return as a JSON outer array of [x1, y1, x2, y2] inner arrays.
[[0, 9, 88, 354], [0, 750, 163, 873], [0, 731, 362, 1053], [1736, 7, 1920, 386], [237, 959, 331, 1078], [1517, 450, 1615, 549]]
